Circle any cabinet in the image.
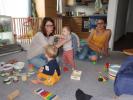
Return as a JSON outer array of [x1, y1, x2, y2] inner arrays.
[[35, 0, 57, 17], [65, 0, 75, 6], [0, 15, 22, 55], [81, 0, 95, 5], [0, 16, 14, 46], [76, 0, 108, 5]]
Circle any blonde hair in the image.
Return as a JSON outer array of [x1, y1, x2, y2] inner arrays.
[[44, 44, 58, 58]]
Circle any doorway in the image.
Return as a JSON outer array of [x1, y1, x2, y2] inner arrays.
[[113, 0, 133, 51]]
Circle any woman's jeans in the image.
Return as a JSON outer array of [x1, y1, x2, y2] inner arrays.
[[28, 54, 47, 69], [28, 54, 60, 69], [78, 44, 96, 60]]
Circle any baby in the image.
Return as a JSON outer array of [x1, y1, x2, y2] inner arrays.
[[55, 26, 79, 70], [32, 44, 61, 86]]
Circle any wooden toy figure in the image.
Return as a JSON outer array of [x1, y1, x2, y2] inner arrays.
[[7, 89, 20, 100]]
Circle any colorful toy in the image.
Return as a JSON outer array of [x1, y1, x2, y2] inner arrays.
[[13, 76, 19, 83], [63, 67, 69, 72], [89, 55, 98, 64], [98, 62, 110, 82], [98, 72, 108, 82], [108, 64, 120, 80], [7, 89, 20, 100], [28, 64, 35, 72], [13, 62, 25, 72], [34, 88, 59, 100], [103, 62, 110, 73]]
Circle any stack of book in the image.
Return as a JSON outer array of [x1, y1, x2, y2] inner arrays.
[[71, 70, 82, 80]]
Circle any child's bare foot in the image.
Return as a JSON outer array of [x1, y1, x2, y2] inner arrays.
[[31, 79, 42, 84]]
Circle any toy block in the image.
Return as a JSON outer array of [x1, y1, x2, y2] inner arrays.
[[7, 89, 20, 100]]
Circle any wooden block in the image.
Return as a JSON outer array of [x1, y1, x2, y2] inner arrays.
[[7, 89, 20, 100]]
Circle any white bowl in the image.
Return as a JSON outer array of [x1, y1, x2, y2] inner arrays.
[[2, 64, 13, 71], [13, 62, 25, 70]]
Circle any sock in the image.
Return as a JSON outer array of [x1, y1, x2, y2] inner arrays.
[[75, 89, 93, 100]]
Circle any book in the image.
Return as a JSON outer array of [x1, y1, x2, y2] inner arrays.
[[71, 70, 82, 80], [34, 88, 59, 100]]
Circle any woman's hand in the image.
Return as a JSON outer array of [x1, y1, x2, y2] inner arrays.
[[39, 67, 44, 72]]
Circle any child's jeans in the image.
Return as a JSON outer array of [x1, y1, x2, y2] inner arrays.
[[28, 54, 47, 69]]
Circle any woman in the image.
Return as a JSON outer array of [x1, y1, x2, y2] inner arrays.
[[78, 18, 111, 60], [27, 17, 55, 69]]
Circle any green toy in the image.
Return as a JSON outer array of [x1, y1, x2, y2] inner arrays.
[[98, 63, 110, 82]]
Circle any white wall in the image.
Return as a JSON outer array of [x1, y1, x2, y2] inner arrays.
[[0, 0, 31, 17], [107, 0, 119, 50]]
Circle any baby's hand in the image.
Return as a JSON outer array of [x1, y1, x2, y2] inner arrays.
[[39, 67, 44, 72], [54, 34, 64, 39]]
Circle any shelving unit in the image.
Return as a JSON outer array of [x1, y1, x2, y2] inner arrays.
[[0, 15, 23, 56]]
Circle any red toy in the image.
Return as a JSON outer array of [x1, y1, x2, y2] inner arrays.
[[63, 67, 69, 72], [105, 62, 110, 69]]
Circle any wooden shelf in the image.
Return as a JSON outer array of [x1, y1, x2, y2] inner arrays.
[[62, 16, 89, 39]]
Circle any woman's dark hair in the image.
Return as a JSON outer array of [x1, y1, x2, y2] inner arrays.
[[40, 17, 55, 36], [97, 18, 107, 24]]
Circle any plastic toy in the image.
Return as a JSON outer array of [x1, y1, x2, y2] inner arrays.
[[34, 88, 59, 100], [28, 64, 34, 72], [3, 77, 11, 84], [13, 76, 19, 83], [63, 67, 69, 72], [89, 55, 98, 64], [98, 62, 110, 82], [0, 62, 5, 71], [7, 89, 20, 100], [98, 72, 108, 82], [21, 73, 28, 81], [104, 62, 110, 72], [13, 62, 25, 71]]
